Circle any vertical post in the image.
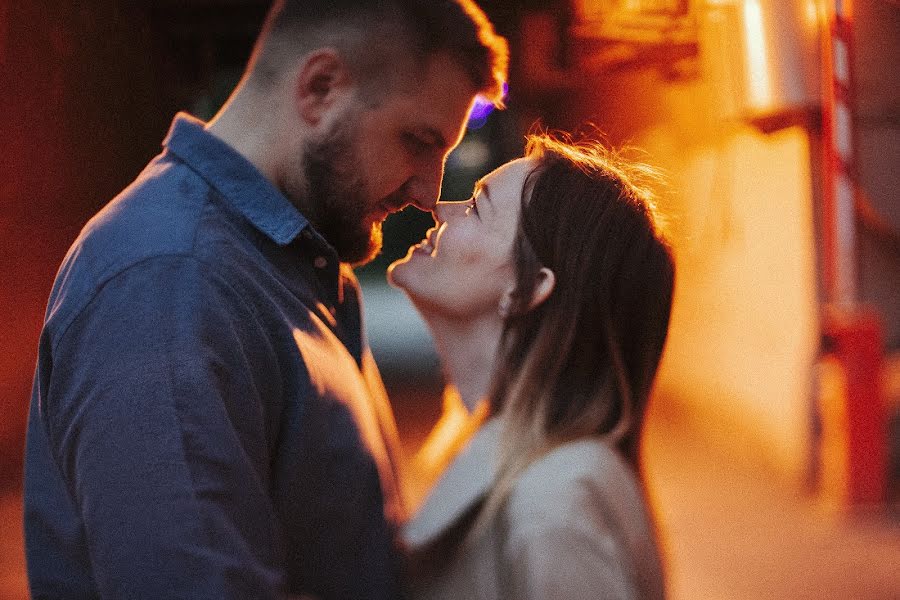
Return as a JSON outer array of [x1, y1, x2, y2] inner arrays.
[[821, 0, 856, 307], [819, 0, 886, 507]]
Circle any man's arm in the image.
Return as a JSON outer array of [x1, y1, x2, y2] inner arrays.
[[41, 256, 284, 599]]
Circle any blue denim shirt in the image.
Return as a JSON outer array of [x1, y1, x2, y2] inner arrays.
[[23, 114, 406, 600]]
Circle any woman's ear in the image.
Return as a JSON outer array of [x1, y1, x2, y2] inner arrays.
[[294, 49, 352, 126], [498, 267, 556, 318], [528, 267, 556, 311]]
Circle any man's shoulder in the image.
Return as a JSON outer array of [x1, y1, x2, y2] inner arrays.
[[43, 155, 232, 334], [87, 154, 212, 258]]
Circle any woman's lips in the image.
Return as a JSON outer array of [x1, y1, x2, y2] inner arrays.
[[415, 227, 438, 256], [412, 240, 433, 255], [412, 227, 438, 256]]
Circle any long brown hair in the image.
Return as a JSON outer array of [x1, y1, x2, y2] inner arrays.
[[481, 132, 675, 523]]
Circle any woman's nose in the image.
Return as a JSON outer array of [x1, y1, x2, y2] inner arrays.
[[431, 200, 468, 224]]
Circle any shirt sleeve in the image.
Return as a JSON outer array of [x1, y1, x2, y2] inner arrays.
[[41, 256, 285, 599]]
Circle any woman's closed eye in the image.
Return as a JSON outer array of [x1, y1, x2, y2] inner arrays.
[[465, 198, 480, 218]]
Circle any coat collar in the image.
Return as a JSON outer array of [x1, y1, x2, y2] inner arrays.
[[403, 417, 503, 549]]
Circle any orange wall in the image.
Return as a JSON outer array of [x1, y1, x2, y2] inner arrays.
[[567, 40, 820, 478], [589, 0, 900, 480]]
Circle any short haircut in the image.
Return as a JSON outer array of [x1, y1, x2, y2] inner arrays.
[[246, 0, 508, 105]]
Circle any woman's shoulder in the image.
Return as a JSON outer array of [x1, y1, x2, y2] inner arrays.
[[502, 438, 666, 600], [506, 437, 645, 530], [514, 437, 634, 496]]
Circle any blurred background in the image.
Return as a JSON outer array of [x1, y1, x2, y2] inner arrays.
[[1, 0, 898, 597]]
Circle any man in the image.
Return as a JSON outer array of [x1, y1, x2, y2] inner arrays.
[[23, 1, 507, 598]]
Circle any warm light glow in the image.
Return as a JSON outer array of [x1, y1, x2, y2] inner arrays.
[[804, 0, 822, 29], [742, 0, 773, 108], [832, 37, 849, 85], [834, 175, 857, 306], [648, 123, 819, 477], [833, 101, 852, 160], [816, 356, 850, 506], [410, 387, 488, 505]]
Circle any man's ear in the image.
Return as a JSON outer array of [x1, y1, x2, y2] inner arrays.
[[498, 267, 556, 318], [294, 49, 352, 126]]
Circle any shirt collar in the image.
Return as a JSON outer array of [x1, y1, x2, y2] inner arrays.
[[163, 112, 308, 246], [402, 417, 502, 549]]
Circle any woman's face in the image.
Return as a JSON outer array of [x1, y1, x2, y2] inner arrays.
[[388, 157, 536, 319]]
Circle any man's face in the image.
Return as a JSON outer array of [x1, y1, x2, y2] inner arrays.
[[288, 53, 479, 266], [296, 111, 375, 265]]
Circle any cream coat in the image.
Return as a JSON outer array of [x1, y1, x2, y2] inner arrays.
[[403, 417, 666, 600]]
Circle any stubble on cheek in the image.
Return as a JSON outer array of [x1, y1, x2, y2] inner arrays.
[[298, 116, 387, 265]]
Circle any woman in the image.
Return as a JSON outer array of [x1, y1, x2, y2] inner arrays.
[[388, 133, 674, 600]]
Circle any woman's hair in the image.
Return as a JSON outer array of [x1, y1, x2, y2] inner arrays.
[[481, 132, 675, 520]]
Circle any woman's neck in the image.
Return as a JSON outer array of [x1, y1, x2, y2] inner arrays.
[[422, 311, 504, 413]]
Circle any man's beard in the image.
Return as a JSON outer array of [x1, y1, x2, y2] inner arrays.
[[289, 116, 383, 266]]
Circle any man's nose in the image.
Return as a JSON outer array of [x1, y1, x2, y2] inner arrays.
[[407, 159, 446, 212]]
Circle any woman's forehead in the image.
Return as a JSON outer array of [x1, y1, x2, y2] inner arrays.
[[480, 157, 536, 204]]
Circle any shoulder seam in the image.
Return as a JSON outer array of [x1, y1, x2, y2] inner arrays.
[[49, 253, 245, 353]]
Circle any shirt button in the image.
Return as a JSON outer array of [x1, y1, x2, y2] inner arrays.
[[302, 230, 313, 240], [313, 256, 328, 269]]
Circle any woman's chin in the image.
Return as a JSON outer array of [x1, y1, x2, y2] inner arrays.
[[386, 252, 414, 289]]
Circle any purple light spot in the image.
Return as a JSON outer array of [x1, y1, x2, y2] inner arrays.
[[467, 115, 489, 130], [467, 83, 509, 127], [469, 98, 494, 121]]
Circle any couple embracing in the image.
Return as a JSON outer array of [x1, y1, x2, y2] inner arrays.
[[23, 1, 673, 599]]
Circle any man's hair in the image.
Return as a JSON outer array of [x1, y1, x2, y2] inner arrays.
[[246, 0, 508, 105]]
